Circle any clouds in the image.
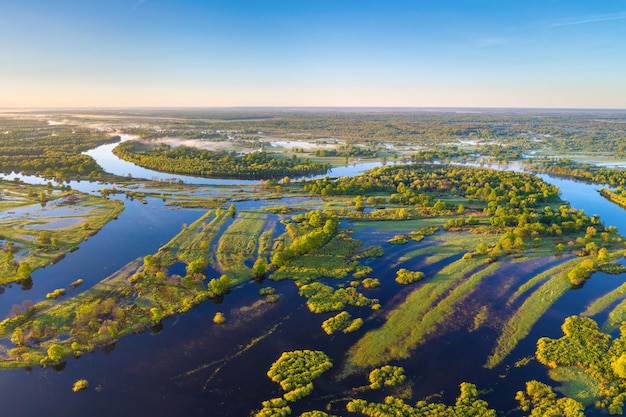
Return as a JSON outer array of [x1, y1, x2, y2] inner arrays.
[[550, 11, 626, 27], [131, 0, 147, 12]]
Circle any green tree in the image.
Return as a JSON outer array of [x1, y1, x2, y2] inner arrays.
[[186, 258, 207, 276], [598, 247, 610, 262], [271, 249, 284, 268], [395, 268, 425, 285], [143, 254, 157, 274], [207, 275, 232, 297], [612, 353, 626, 379], [355, 195, 365, 212], [476, 242, 489, 254], [150, 307, 163, 323], [253, 257, 268, 277], [37, 230, 51, 245], [16, 262, 32, 279], [10, 327, 24, 346], [47, 344, 65, 363], [213, 312, 226, 324]]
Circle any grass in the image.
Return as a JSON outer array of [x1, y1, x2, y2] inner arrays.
[[0, 190, 124, 285], [351, 218, 442, 233], [605, 297, 626, 332], [507, 256, 586, 305], [486, 257, 586, 369], [216, 212, 268, 281], [158, 209, 219, 265], [271, 234, 361, 282], [398, 232, 498, 265], [258, 228, 274, 257], [472, 305, 489, 331], [582, 282, 626, 318], [0, 206, 233, 368], [0, 246, 213, 368], [549, 366, 602, 406], [347, 255, 496, 369]]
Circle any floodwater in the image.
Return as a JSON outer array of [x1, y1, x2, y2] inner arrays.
[[0, 140, 625, 416]]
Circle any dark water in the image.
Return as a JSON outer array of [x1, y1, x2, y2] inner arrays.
[[82, 135, 394, 186], [0, 197, 205, 317], [2, 148, 626, 416]]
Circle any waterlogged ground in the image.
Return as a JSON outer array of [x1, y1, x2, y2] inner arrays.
[[1, 135, 626, 415], [0, 181, 624, 417]]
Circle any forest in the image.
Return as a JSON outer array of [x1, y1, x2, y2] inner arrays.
[[113, 140, 331, 179], [0, 118, 118, 182]]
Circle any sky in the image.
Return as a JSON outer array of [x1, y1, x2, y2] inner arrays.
[[1, 0, 625, 109]]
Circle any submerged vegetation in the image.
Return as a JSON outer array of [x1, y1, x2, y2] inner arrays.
[[534, 316, 626, 414], [0, 182, 124, 284], [347, 382, 496, 416], [3, 110, 626, 416]]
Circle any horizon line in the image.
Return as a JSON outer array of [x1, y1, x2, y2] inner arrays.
[[2, 105, 626, 112]]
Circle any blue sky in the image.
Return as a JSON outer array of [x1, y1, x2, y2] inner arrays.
[[1, 0, 625, 108]]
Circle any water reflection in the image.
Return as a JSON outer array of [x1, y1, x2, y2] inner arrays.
[[537, 174, 626, 233], [0, 137, 625, 417]]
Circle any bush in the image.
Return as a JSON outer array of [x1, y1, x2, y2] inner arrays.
[[344, 318, 364, 333], [46, 344, 65, 363], [395, 268, 425, 285], [389, 235, 409, 245], [207, 275, 232, 297], [46, 288, 66, 300], [72, 379, 89, 392], [260, 287, 276, 296], [267, 350, 333, 392], [69, 278, 84, 289], [255, 398, 291, 417], [362, 278, 380, 289], [368, 365, 406, 389], [213, 312, 226, 324], [321, 311, 351, 335], [353, 266, 373, 279]]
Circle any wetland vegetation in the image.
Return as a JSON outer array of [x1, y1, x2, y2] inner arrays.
[[0, 181, 124, 285], [1, 109, 626, 416]]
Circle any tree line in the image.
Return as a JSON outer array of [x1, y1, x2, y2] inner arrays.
[[113, 141, 330, 179]]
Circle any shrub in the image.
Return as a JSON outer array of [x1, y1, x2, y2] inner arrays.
[[260, 287, 276, 296], [255, 398, 291, 417], [150, 307, 163, 322], [267, 350, 333, 392], [213, 312, 226, 324], [389, 235, 409, 245], [207, 275, 232, 297], [353, 266, 373, 279], [344, 318, 364, 333], [362, 278, 380, 289], [46, 288, 66, 300], [321, 311, 352, 335], [395, 269, 425, 285], [369, 365, 406, 389], [46, 344, 65, 363], [69, 278, 84, 289], [72, 379, 89, 392]]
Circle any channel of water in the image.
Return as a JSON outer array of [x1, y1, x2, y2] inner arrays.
[[0, 137, 624, 416]]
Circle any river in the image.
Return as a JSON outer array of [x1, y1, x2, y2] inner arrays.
[[0, 138, 625, 416], [86, 137, 626, 233]]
